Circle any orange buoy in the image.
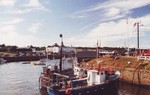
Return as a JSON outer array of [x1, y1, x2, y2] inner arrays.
[[65, 88, 71, 95]]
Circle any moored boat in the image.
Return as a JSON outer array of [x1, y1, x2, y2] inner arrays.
[[39, 60, 120, 95], [39, 34, 120, 95], [30, 60, 45, 65], [22, 61, 30, 64]]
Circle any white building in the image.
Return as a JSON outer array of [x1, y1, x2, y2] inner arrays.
[[32, 48, 46, 54], [46, 43, 76, 54]]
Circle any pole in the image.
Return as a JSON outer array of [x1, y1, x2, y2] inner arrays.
[[97, 40, 99, 58], [59, 34, 63, 72], [137, 22, 139, 56], [126, 18, 130, 56]]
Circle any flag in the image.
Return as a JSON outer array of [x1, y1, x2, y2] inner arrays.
[[133, 22, 137, 27]]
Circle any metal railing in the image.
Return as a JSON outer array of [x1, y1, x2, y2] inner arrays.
[[137, 56, 150, 60]]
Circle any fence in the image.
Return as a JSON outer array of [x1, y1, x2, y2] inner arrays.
[[137, 56, 150, 60]]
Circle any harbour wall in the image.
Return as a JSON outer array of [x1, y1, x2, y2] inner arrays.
[[106, 66, 150, 87], [2, 52, 95, 63], [2, 56, 46, 62], [119, 68, 150, 87]]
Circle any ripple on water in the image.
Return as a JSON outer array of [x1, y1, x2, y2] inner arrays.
[[0, 62, 42, 95]]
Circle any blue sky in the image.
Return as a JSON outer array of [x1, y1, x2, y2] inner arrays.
[[0, 0, 150, 48]]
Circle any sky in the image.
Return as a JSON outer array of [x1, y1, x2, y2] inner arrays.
[[0, 0, 150, 48]]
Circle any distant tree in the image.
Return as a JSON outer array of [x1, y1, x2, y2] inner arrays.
[[1, 44, 5, 47], [53, 43, 59, 47], [41, 47, 46, 50], [29, 45, 34, 48], [9, 46, 18, 52]]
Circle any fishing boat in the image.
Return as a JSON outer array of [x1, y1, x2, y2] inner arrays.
[[39, 34, 120, 95], [22, 61, 30, 64], [39, 60, 120, 95]]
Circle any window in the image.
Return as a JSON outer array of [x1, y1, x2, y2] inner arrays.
[[97, 72, 99, 75]]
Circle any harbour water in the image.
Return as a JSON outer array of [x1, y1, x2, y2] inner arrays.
[[0, 62, 42, 95], [0, 62, 150, 95]]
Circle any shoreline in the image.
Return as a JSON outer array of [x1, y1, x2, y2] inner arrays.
[[2, 56, 46, 62]]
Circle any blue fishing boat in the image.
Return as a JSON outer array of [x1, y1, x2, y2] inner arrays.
[[39, 34, 120, 95], [39, 62, 120, 95]]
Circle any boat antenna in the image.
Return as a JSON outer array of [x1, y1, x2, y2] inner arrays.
[[59, 34, 63, 72]]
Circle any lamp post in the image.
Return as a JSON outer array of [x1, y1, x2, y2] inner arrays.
[[137, 22, 140, 56], [59, 34, 63, 72], [134, 22, 140, 56]]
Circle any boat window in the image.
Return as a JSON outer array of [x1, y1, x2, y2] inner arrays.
[[101, 72, 103, 75], [97, 72, 99, 75], [84, 70, 87, 74]]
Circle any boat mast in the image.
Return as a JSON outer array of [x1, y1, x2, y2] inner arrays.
[[97, 40, 99, 58], [59, 34, 63, 72]]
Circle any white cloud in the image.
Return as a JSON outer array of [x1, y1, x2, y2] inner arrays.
[[0, 18, 24, 25], [0, 25, 15, 33], [0, 18, 24, 34], [0, 20, 39, 47], [66, 14, 150, 48], [0, 30, 38, 47], [0, 21, 42, 47], [13, 9, 32, 14], [0, 0, 16, 6], [27, 0, 41, 7], [139, 15, 150, 32], [27, 22, 42, 33], [71, 0, 150, 31], [105, 7, 120, 17], [0, 0, 49, 15], [85, 0, 150, 12], [72, 0, 150, 19], [25, 0, 47, 11]]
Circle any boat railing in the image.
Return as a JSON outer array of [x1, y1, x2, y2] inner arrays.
[[40, 75, 52, 87]]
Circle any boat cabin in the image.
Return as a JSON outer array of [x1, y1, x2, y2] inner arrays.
[[74, 66, 87, 78], [87, 70, 106, 85], [74, 65, 107, 85]]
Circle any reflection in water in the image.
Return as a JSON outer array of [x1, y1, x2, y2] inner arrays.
[[118, 81, 150, 95], [0, 62, 150, 95]]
